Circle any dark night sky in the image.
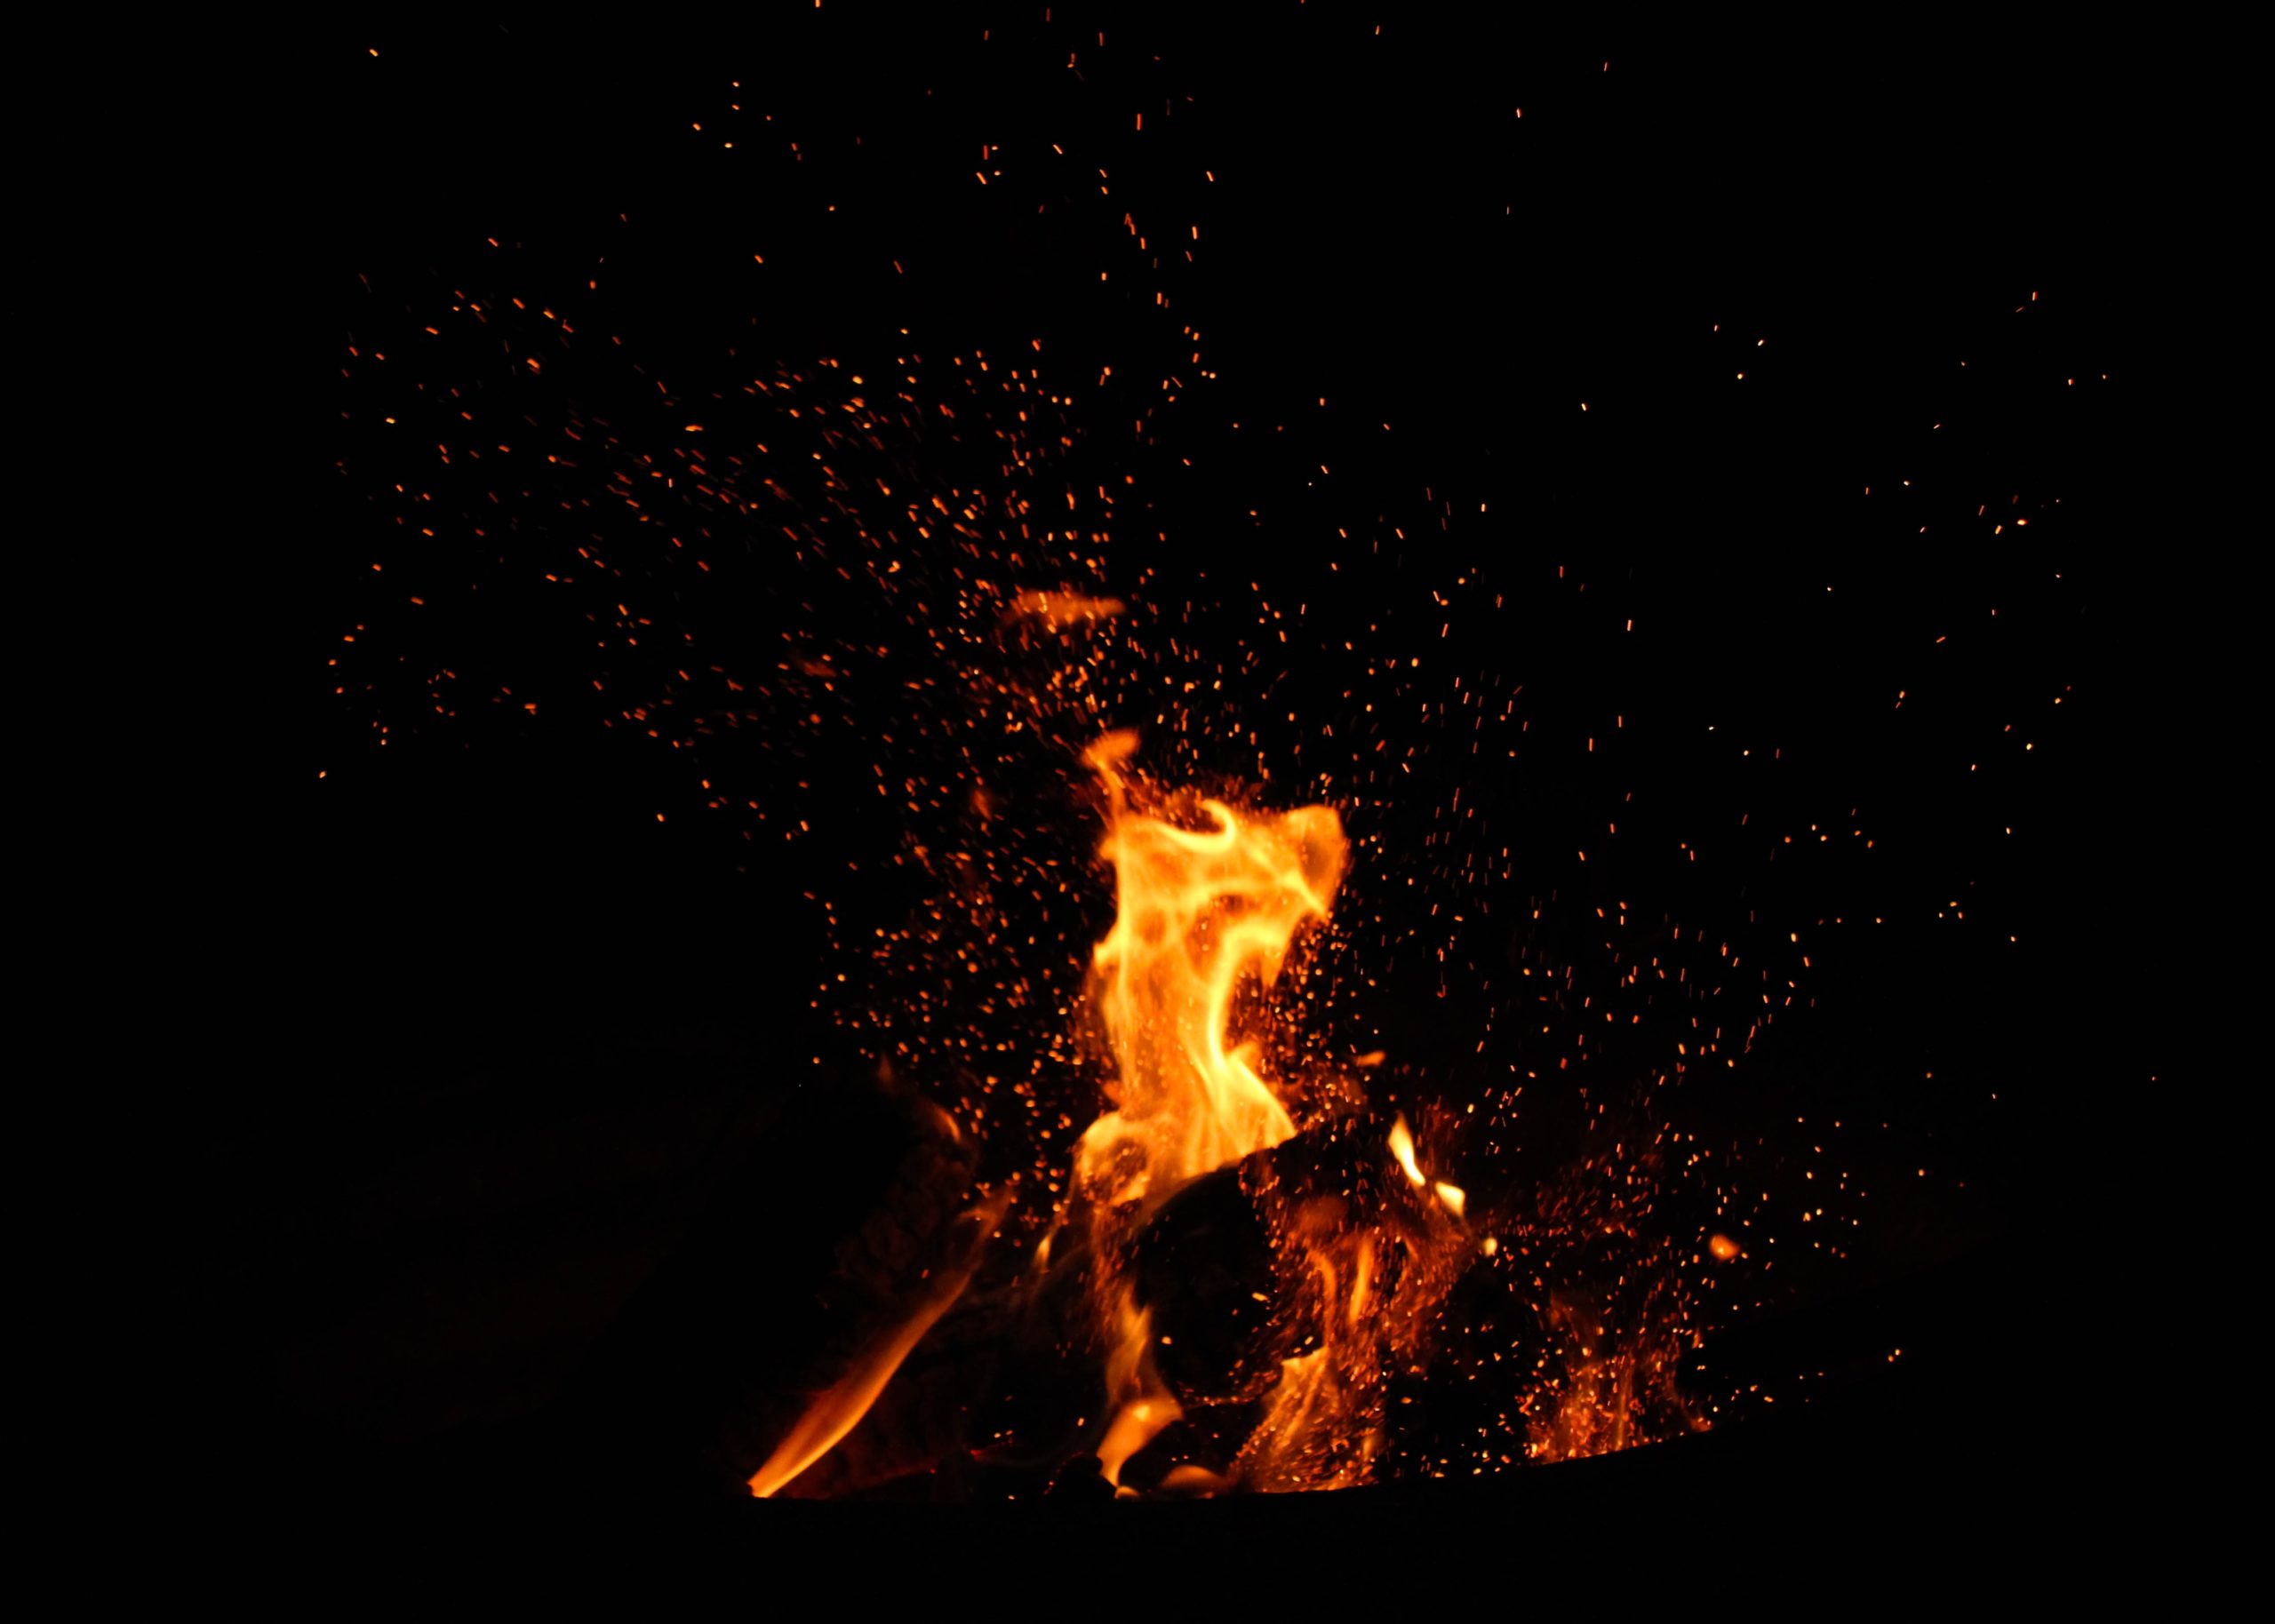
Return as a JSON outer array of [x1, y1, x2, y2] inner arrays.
[[146, 13, 2188, 1549]]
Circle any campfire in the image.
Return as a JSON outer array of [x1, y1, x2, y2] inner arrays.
[[741, 727, 1692, 1502], [295, 21, 2103, 1531]]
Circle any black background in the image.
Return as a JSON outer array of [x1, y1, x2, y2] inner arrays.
[[146, 11, 2186, 1568]]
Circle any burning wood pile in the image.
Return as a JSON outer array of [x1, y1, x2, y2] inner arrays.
[[574, 727, 1663, 1502]]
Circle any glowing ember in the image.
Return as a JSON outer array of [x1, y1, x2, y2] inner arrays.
[[750, 727, 1487, 1497]]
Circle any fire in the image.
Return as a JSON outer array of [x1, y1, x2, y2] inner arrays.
[[1387, 1115, 1426, 1187], [748, 1186, 1011, 1499], [1074, 729, 1346, 1207], [749, 730, 1526, 1497], [1391, 1112, 1465, 1216], [1525, 1278, 1701, 1463], [1067, 732, 1474, 1495]]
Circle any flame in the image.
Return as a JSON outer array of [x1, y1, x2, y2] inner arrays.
[[1063, 734, 1484, 1496], [747, 1187, 1010, 1499], [1347, 1236, 1374, 1325], [1096, 1389, 1180, 1489], [1073, 730, 1346, 1207], [1388, 1115, 1427, 1187], [1393, 1112, 1465, 1215], [1094, 1287, 1182, 1488], [1237, 1349, 1359, 1493]]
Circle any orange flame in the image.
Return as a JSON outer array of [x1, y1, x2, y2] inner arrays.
[[750, 730, 1482, 1500], [748, 1187, 1011, 1499], [1074, 730, 1347, 1209]]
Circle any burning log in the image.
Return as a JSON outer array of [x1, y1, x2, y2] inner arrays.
[[1129, 1112, 1464, 1398], [1058, 1107, 1478, 1493], [756, 1118, 1416, 1500], [596, 734, 1482, 1503]]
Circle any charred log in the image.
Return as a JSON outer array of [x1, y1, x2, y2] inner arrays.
[[1129, 1159, 1282, 1404], [1127, 1111, 1444, 1407]]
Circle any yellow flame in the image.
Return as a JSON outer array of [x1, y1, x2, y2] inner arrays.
[[748, 1188, 1011, 1498], [1097, 1395, 1181, 1488], [1389, 1114, 1464, 1214], [1388, 1113, 1426, 1188], [1075, 731, 1347, 1205]]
